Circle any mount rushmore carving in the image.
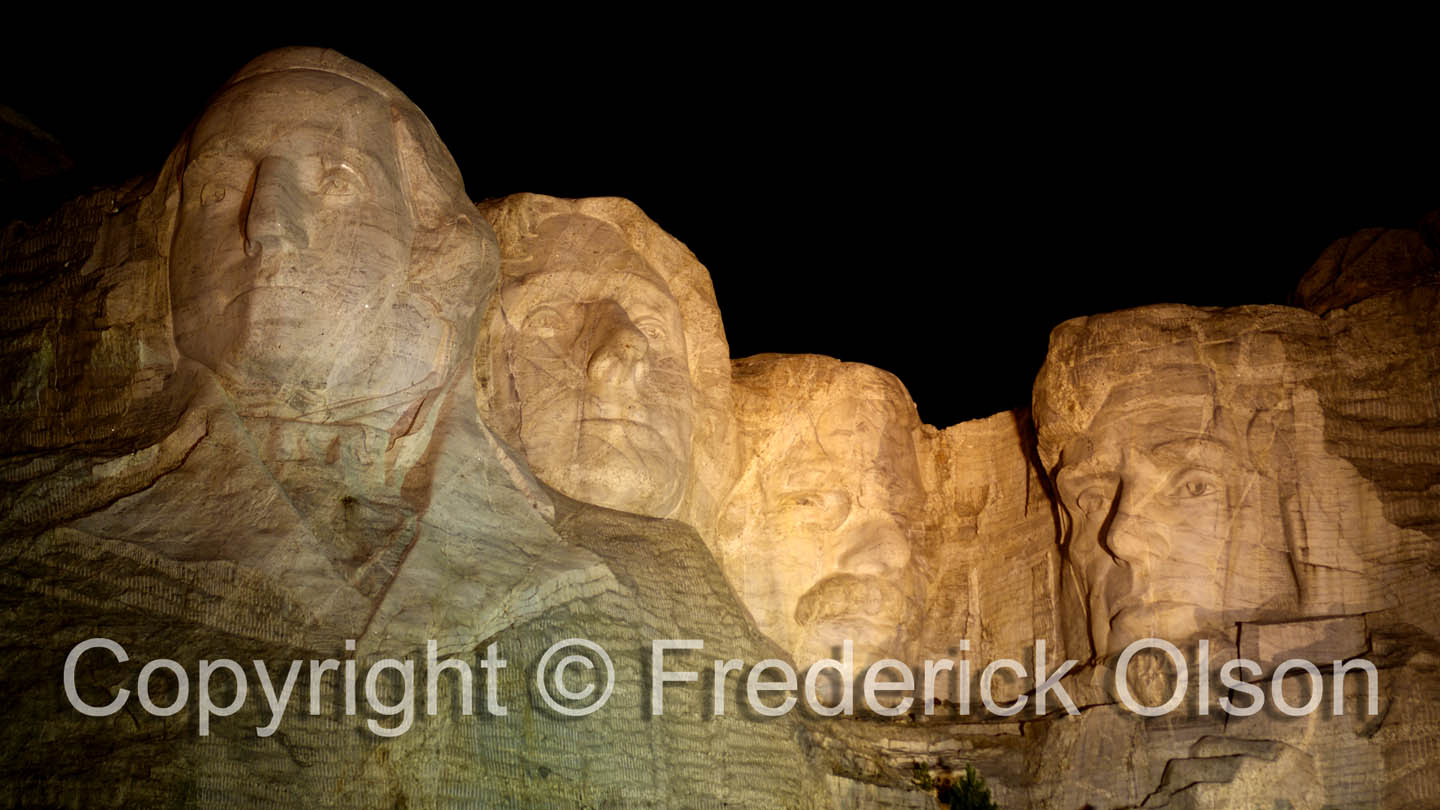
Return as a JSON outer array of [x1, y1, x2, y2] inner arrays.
[[1, 46, 1436, 808]]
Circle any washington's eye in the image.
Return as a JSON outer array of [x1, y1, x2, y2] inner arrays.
[[1183, 480, 1214, 497], [639, 322, 667, 342], [1075, 488, 1110, 516], [320, 164, 364, 197]]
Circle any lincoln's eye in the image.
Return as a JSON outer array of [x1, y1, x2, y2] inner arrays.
[[1171, 470, 1221, 499]]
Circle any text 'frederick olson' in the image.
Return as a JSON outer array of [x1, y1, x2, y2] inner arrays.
[[62, 637, 1378, 737]]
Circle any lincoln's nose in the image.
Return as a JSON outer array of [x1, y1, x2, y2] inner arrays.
[[1102, 480, 1168, 568], [243, 156, 311, 259]]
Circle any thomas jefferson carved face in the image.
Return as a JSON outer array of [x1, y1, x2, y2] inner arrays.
[[720, 358, 926, 672], [1051, 369, 1297, 659], [495, 214, 694, 516], [170, 67, 487, 421]]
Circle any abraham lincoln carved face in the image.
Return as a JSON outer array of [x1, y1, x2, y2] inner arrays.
[[1035, 307, 1324, 660]]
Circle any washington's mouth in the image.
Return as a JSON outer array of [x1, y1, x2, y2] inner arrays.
[[577, 415, 677, 441], [222, 284, 316, 314]]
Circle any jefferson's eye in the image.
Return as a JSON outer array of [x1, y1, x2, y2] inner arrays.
[[1075, 488, 1110, 516]]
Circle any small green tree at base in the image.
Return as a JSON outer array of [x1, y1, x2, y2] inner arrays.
[[937, 763, 997, 810]]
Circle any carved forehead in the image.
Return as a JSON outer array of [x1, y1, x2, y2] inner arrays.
[[202, 48, 467, 208], [504, 214, 671, 288], [735, 356, 918, 425], [734, 355, 922, 480], [496, 215, 687, 340], [184, 75, 406, 201], [1034, 304, 1325, 471], [191, 71, 393, 146]]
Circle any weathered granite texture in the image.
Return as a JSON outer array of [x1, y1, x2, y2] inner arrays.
[[3, 42, 1438, 810], [0, 48, 833, 808]]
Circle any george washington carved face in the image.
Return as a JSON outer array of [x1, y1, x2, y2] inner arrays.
[[170, 61, 491, 422]]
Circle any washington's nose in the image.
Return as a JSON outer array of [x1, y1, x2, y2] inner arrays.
[[243, 156, 311, 258], [586, 303, 649, 387]]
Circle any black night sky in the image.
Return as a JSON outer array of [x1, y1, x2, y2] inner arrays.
[[2, 29, 1435, 429]]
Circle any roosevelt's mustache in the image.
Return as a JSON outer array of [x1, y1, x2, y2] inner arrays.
[[794, 572, 911, 626]]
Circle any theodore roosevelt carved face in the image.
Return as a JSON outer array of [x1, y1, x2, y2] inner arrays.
[[719, 355, 927, 673]]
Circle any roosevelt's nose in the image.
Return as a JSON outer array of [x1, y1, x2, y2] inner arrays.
[[586, 302, 649, 387], [829, 515, 911, 577], [243, 156, 311, 259]]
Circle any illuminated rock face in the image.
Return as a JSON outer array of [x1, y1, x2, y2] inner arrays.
[[1033, 303, 1437, 663], [717, 354, 928, 673], [477, 193, 735, 526], [169, 58, 488, 423], [0, 49, 832, 808], [3, 44, 1439, 810], [1025, 294, 1440, 809]]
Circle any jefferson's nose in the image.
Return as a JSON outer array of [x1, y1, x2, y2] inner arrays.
[[586, 303, 649, 387], [243, 156, 311, 258]]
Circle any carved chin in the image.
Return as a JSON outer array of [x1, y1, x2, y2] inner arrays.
[[535, 429, 691, 515], [1104, 602, 1209, 658], [550, 460, 685, 517]]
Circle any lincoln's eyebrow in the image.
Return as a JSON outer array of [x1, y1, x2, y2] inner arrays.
[[1055, 467, 1119, 494], [1148, 436, 1237, 466]]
